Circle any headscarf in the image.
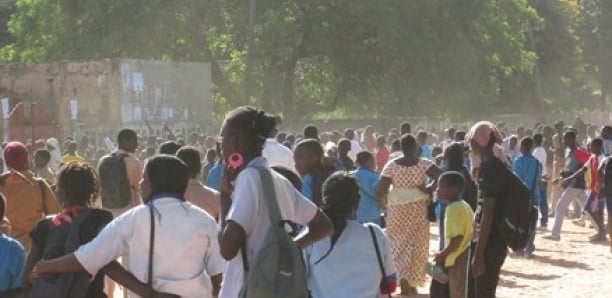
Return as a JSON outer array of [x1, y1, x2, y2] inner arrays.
[[4, 142, 29, 171], [465, 121, 503, 148], [46, 138, 62, 172]]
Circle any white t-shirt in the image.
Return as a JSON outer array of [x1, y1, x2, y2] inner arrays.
[[305, 221, 396, 298], [75, 198, 224, 298], [262, 139, 295, 170], [349, 140, 363, 161], [219, 158, 318, 298], [532, 146, 548, 175]]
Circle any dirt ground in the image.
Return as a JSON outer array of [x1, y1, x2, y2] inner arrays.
[[400, 217, 612, 298]]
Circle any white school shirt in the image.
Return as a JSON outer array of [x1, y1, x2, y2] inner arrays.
[[305, 221, 396, 298], [262, 138, 295, 170], [349, 139, 363, 161], [75, 198, 224, 298], [219, 157, 318, 298], [532, 146, 548, 176]]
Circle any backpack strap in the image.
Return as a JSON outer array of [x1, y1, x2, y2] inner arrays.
[[37, 179, 48, 215], [147, 203, 155, 297], [368, 225, 391, 298]]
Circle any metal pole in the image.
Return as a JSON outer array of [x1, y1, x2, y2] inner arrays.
[[244, 0, 257, 104]]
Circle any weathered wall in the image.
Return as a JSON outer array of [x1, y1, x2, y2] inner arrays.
[[0, 59, 212, 141]]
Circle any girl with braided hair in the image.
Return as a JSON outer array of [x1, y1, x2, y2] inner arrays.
[[305, 172, 397, 298]]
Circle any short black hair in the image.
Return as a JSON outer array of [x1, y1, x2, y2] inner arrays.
[[145, 155, 189, 195], [304, 125, 319, 140], [337, 138, 351, 154], [176, 146, 201, 178], [520, 137, 534, 151], [564, 130, 577, 140], [118, 129, 137, 146], [34, 149, 51, 163], [439, 171, 465, 191], [591, 137, 603, 148], [295, 139, 324, 159], [57, 163, 99, 207], [376, 135, 386, 147], [400, 134, 418, 156], [400, 122, 412, 134], [391, 139, 401, 151], [159, 141, 182, 155], [272, 166, 302, 191], [356, 151, 374, 166], [533, 133, 543, 146]]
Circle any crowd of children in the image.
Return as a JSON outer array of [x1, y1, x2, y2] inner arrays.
[[0, 106, 611, 298]]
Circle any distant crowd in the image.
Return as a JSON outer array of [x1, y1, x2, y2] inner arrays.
[[0, 107, 611, 298]]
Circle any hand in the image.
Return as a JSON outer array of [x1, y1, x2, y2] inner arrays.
[[471, 255, 485, 277], [434, 253, 445, 266], [220, 163, 239, 198], [417, 184, 429, 194], [28, 265, 40, 285]]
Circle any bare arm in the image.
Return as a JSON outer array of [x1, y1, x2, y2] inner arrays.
[[211, 274, 222, 297], [376, 177, 392, 210], [23, 242, 43, 294], [219, 220, 246, 260], [435, 235, 464, 266], [294, 209, 334, 249], [472, 196, 496, 276], [35, 253, 85, 274]]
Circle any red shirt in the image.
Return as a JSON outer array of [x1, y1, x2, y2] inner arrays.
[[376, 147, 390, 172]]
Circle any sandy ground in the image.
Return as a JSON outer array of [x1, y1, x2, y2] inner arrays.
[[399, 217, 612, 298]]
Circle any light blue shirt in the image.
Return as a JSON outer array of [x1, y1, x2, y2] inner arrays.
[[301, 174, 314, 201], [205, 161, 224, 191], [513, 153, 542, 203], [353, 167, 382, 224], [0, 233, 25, 292], [420, 143, 432, 159], [305, 221, 396, 298]]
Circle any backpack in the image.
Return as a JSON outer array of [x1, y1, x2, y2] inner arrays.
[[30, 209, 93, 298], [602, 158, 612, 198], [239, 166, 309, 298], [98, 153, 132, 209], [497, 166, 538, 251]]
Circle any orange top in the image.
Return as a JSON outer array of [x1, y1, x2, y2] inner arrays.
[[1, 170, 61, 251]]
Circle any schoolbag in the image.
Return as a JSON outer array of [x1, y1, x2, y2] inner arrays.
[[497, 166, 538, 251], [602, 158, 612, 198], [239, 166, 309, 298], [30, 209, 93, 298], [98, 153, 132, 209]]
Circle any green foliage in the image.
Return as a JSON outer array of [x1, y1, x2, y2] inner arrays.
[[0, 0, 609, 120]]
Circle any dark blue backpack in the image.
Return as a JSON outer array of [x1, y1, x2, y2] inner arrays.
[[30, 209, 92, 298]]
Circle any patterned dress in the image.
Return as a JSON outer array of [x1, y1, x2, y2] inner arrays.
[[381, 158, 432, 287]]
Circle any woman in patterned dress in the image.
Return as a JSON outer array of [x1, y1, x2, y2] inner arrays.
[[377, 134, 441, 296]]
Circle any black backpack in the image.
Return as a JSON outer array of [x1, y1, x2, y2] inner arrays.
[[602, 158, 612, 198], [30, 209, 93, 298], [497, 166, 538, 251], [98, 153, 132, 209]]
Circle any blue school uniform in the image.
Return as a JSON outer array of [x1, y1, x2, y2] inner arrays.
[[0, 233, 25, 292], [353, 167, 382, 224]]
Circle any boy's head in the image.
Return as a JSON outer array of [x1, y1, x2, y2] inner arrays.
[[391, 139, 401, 152], [34, 149, 51, 168], [564, 130, 577, 148], [432, 146, 443, 159], [356, 151, 375, 170], [205, 149, 217, 164], [303, 125, 319, 140], [417, 131, 428, 144], [344, 129, 355, 141], [520, 137, 534, 155], [337, 138, 351, 156], [294, 139, 324, 177], [509, 136, 518, 149], [590, 138, 603, 155], [400, 122, 412, 135], [437, 171, 465, 202], [533, 133, 543, 147]]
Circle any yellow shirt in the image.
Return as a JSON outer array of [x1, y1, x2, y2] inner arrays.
[[444, 199, 474, 267], [61, 153, 87, 165]]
